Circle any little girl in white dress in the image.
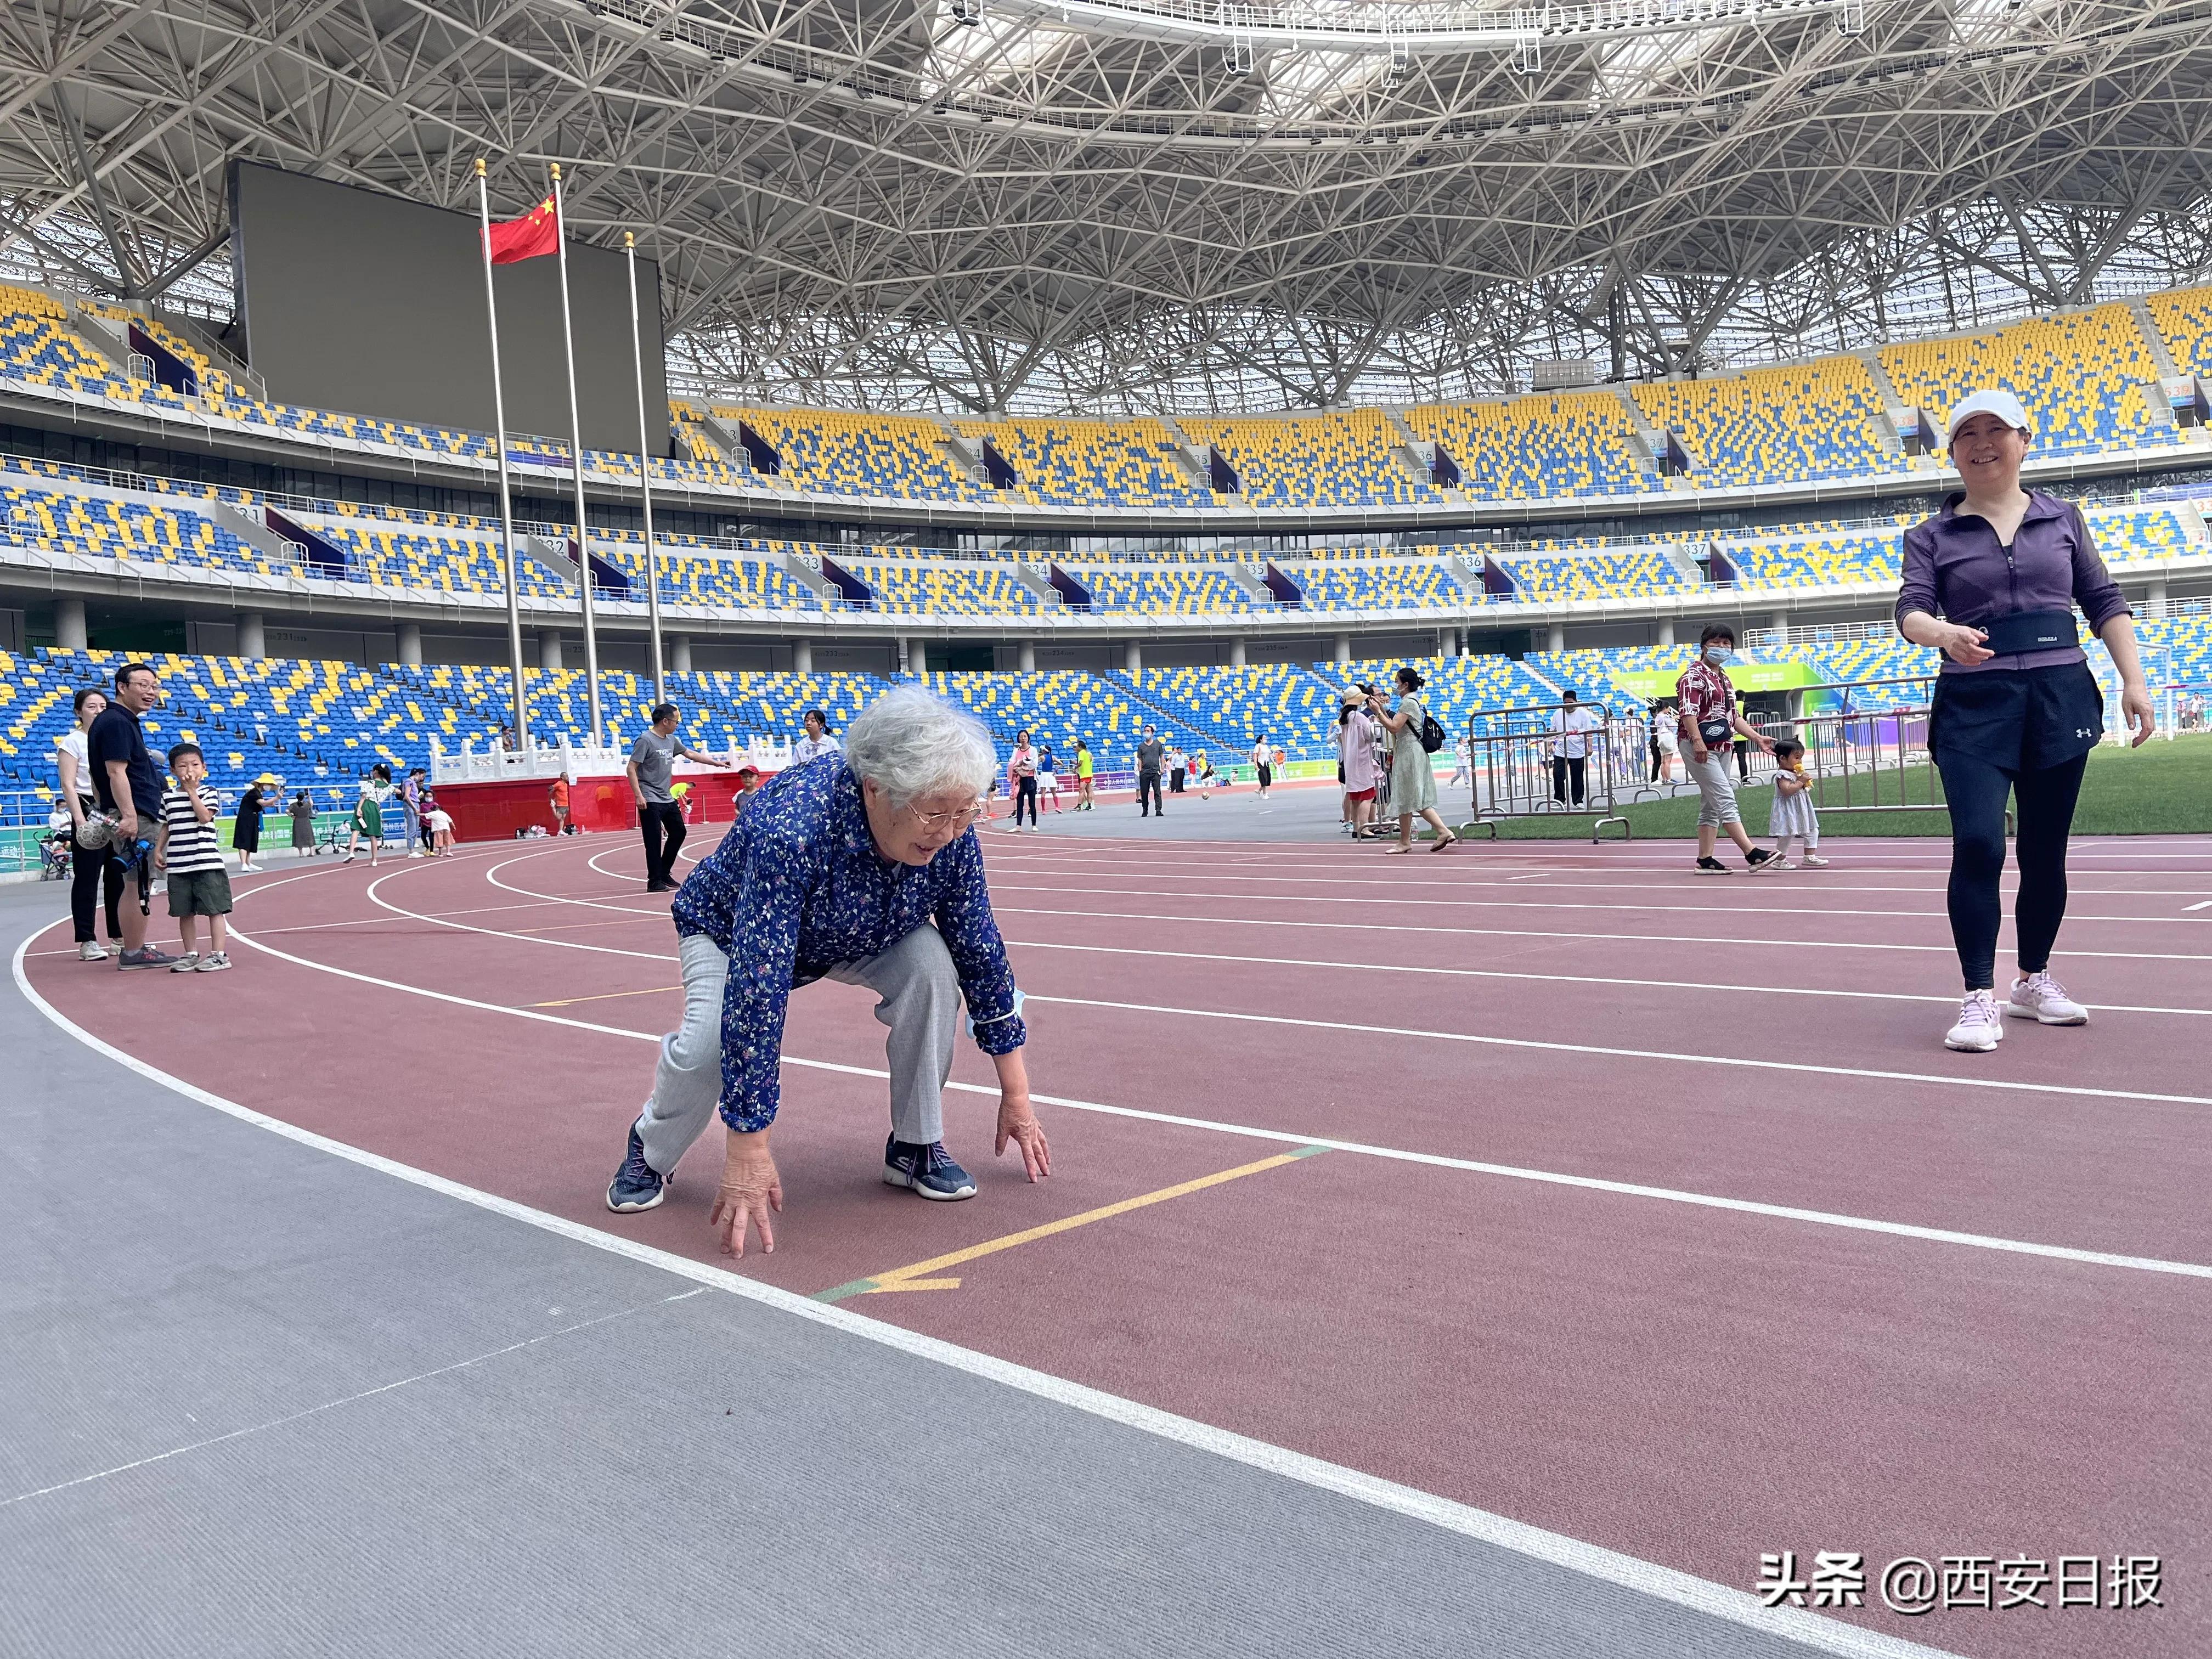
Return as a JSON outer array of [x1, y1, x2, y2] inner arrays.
[[1765, 736, 1827, 869]]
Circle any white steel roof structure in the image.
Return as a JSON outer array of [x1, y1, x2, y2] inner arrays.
[[2, 0, 2210, 416]]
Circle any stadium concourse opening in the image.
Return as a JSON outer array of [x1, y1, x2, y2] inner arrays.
[[9, 1, 2212, 1652]]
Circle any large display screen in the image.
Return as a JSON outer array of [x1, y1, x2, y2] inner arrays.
[[230, 161, 670, 455]]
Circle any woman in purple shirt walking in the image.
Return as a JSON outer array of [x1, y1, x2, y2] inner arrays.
[[1895, 390, 2155, 1053]]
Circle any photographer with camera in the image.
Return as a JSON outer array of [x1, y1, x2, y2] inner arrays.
[[86, 662, 180, 970]]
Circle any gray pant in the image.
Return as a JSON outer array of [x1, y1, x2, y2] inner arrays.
[[1688, 753, 1741, 827], [636, 924, 962, 1176]]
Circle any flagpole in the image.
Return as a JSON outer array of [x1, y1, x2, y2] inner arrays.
[[625, 232, 665, 706], [476, 158, 531, 755], [550, 162, 605, 749]]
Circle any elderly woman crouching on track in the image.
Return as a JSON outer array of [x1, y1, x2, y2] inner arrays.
[[603, 686, 1052, 1254]]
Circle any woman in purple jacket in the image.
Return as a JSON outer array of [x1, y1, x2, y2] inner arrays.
[[1896, 390, 2155, 1054]]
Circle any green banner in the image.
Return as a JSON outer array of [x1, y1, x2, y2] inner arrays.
[[1611, 661, 1824, 699]]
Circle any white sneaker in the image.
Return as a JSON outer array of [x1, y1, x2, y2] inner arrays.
[[169, 952, 202, 973], [194, 952, 233, 973], [1944, 990, 2006, 1052], [1766, 856, 1798, 871], [78, 941, 108, 962], [1801, 853, 1829, 868], [408, 850, 424, 859], [2008, 971, 2089, 1026]]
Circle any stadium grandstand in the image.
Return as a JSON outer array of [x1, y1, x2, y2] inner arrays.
[[7, 5, 2212, 1657]]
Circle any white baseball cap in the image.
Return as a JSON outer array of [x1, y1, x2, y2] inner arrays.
[[1945, 388, 2032, 443]]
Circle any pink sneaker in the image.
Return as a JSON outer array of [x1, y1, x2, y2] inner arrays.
[[2008, 971, 2089, 1025], [1944, 990, 2005, 1053]]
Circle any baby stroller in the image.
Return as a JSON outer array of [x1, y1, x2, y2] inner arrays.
[[40, 825, 76, 881]]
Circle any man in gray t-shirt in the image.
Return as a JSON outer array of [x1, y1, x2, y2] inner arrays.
[[628, 703, 731, 893]]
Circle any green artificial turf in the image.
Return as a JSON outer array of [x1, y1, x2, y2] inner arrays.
[[1447, 732, 2212, 841]]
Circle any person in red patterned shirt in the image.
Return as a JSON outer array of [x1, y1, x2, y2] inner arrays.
[[1675, 622, 1777, 874]]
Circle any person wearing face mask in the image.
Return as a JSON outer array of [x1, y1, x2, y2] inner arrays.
[[1675, 625, 1776, 873], [603, 687, 1051, 1249], [1898, 388, 2154, 1053]]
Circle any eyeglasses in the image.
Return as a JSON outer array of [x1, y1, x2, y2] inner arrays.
[[907, 797, 990, 832]]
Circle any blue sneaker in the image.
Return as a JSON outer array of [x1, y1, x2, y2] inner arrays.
[[883, 1136, 978, 1201], [605, 1120, 668, 1213]]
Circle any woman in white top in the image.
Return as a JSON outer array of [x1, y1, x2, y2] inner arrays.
[[55, 686, 123, 960], [1368, 668, 1459, 855], [1338, 697, 1381, 837], [1248, 737, 1274, 798]]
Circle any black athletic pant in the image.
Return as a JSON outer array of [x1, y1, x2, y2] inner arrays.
[[1170, 769, 1186, 794], [1138, 772, 1163, 815], [638, 800, 687, 888], [1551, 755, 1587, 806], [1734, 738, 1750, 782], [1013, 775, 1038, 827], [1934, 748, 2088, 991], [70, 838, 123, 944]]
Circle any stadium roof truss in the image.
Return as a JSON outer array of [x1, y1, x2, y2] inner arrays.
[[1, 0, 2210, 417]]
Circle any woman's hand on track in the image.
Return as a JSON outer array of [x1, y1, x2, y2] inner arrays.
[[710, 1133, 782, 1256], [995, 1093, 1051, 1182]]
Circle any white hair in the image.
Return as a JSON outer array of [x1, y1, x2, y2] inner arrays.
[[843, 686, 997, 810]]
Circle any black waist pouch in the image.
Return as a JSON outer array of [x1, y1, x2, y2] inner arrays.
[[1978, 608, 2077, 656]]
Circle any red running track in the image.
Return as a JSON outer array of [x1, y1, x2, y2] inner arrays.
[[22, 831, 2212, 1659]]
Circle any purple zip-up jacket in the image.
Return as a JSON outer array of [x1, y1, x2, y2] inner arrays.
[[1895, 490, 2131, 675]]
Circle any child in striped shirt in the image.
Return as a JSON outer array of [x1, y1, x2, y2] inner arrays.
[[156, 743, 234, 972]]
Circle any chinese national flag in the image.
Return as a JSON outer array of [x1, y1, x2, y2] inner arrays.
[[484, 196, 560, 264]]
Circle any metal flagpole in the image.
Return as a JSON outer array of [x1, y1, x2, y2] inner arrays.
[[475, 158, 531, 754], [550, 162, 604, 748], [625, 232, 665, 705]]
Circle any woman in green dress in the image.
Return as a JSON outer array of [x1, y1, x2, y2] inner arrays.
[[1368, 668, 1459, 855], [342, 764, 397, 866]]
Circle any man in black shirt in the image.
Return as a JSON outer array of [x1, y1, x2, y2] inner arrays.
[[87, 661, 178, 969], [1135, 725, 1165, 817]]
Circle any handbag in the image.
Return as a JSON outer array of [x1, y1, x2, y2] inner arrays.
[[1418, 710, 1448, 753]]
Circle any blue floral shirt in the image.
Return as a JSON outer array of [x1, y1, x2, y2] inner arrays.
[[672, 757, 1025, 1131]]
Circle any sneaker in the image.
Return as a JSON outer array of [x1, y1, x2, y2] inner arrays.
[[1693, 856, 1730, 874], [1765, 856, 1798, 871], [1944, 990, 2006, 1052], [116, 946, 179, 971], [168, 952, 202, 973], [77, 941, 109, 962], [604, 1119, 668, 1212], [1745, 848, 1778, 872], [883, 1136, 978, 1201], [1801, 853, 1830, 868], [194, 952, 232, 972], [2008, 971, 2089, 1026], [407, 850, 424, 860]]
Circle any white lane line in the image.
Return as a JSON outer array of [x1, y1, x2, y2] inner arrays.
[[365, 862, 675, 962], [1001, 938, 2212, 1019], [1013, 991, 2212, 1113], [995, 864, 2209, 900], [2187, 900, 2212, 913], [2, 926, 1965, 1659], [588, 847, 646, 883], [988, 881, 2193, 928], [994, 905, 2212, 963], [196, 887, 2212, 1269]]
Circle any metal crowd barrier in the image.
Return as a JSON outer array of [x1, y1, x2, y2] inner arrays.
[[1454, 703, 1633, 842]]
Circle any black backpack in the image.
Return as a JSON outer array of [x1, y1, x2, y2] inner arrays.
[[1418, 709, 1448, 754]]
